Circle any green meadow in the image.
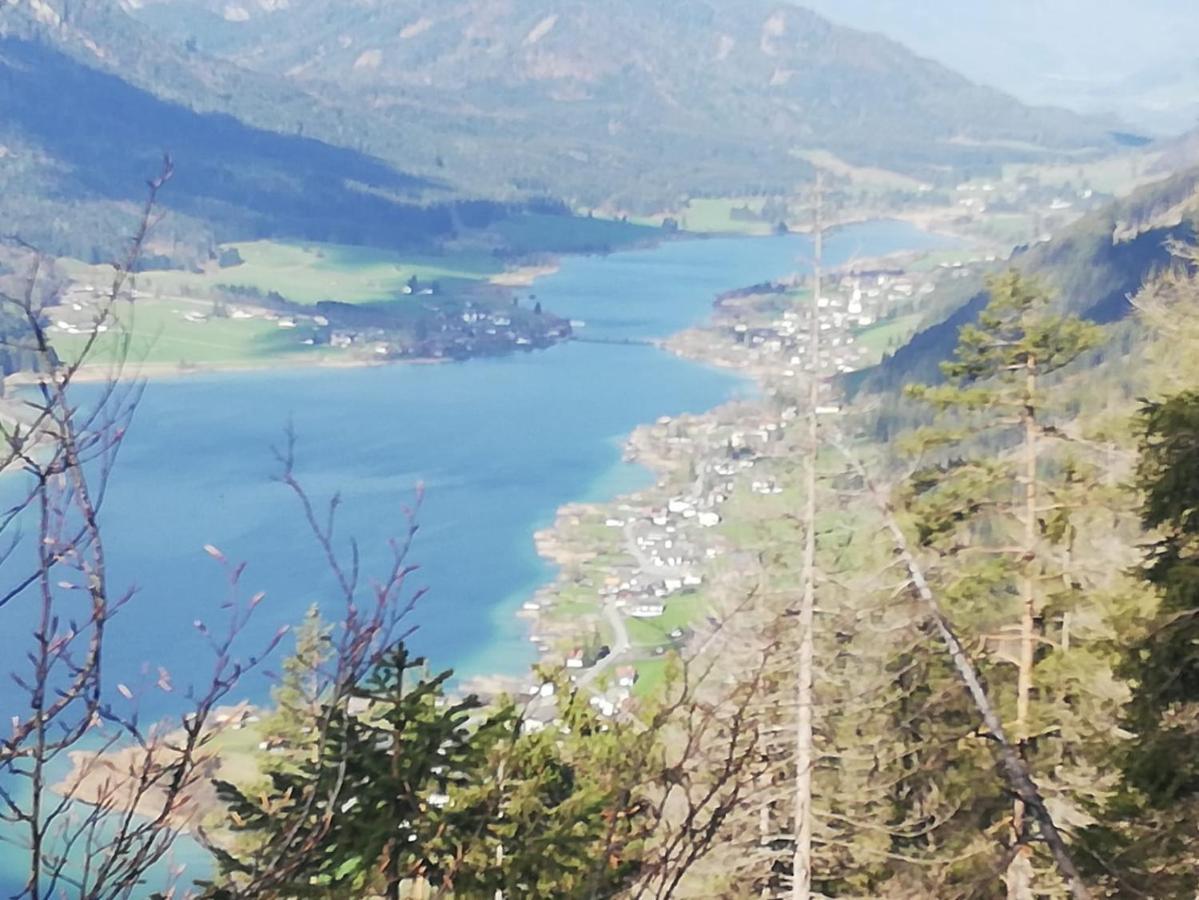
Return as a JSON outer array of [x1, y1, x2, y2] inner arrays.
[[52, 238, 515, 368], [50, 296, 325, 369], [853, 312, 925, 362], [625, 592, 707, 649], [626, 197, 778, 236], [121, 240, 501, 306]]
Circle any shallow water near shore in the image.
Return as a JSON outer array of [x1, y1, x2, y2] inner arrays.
[[0, 222, 950, 895]]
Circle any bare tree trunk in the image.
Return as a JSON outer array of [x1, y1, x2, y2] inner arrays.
[[1008, 359, 1038, 899], [386, 665, 406, 900], [830, 434, 1093, 900], [792, 175, 823, 900]]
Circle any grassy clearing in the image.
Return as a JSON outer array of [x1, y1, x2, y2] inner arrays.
[[207, 722, 267, 787], [717, 478, 804, 548], [853, 313, 925, 363], [631, 657, 674, 699], [974, 213, 1037, 246], [682, 198, 775, 235], [796, 149, 928, 193], [625, 197, 778, 236], [904, 248, 983, 274], [50, 298, 323, 368], [626, 593, 706, 648], [50, 238, 513, 369], [107, 241, 501, 306], [1001, 152, 1163, 198], [547, 583, 604, 621]]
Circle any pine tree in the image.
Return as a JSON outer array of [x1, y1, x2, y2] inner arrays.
[[440, 675, 651, 899], [204, 646, 503, 899], [903, 271, 1106, 896], [1083, 391, 1199, 896], [259, 605, 331, 764], [201, 652, 666, 900]]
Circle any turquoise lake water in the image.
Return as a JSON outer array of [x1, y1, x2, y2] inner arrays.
[[0, 222, 949, 896]]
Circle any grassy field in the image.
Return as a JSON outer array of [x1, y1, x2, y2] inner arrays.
[[681, 198, 776, 235], [95, 241, 503, 306], [626, 197, 779, 236], [626, 592, 707, 648], [631, 657, 674, 699], [853, 313, 925, 363], [717, 478, 803, 549], [796, 149, 929, 194], [975, 212, 1038, 246], [50, 238, 517, 369], [49, 217, 671, 371], [207, 721, 268, 787], [903, 248, 980, 274], [50, 296, 325, 368], [1001, 152, 1164, 198]]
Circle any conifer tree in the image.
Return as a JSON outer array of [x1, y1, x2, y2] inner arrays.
[[259, 604, 332, 763], [200, 652, 682, 900], [204, 645, 502, 899], [1083, 391, 1199, 896], [440, 675, 651, 899], [904, 271, 1104, 896]]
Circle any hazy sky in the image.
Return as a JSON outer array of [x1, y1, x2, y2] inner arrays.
[[795, 0, 1198, 132]]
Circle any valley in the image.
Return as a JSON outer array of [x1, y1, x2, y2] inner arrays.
[[0, 0, 1196, 897]]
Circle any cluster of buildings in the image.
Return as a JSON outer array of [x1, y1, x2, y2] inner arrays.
[[522, 253, 980, 722], [520, 661, 642, 730], [323, 304, 572, 361], [50, 278, 573, 364], [706, 263, 957, 379], [951, 175, 1105, 245], [728, 300, 870, 376]]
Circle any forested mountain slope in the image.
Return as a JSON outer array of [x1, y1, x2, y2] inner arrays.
[[855, 167, 1199, 400], [0, 18, 562, 261], [10, 0, 1129, 212]]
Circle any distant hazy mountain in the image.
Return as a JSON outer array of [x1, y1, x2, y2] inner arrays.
[[795, 0, 1197, 135], [88, 0, 1126, 208], [1094, 59, 1199, 137]]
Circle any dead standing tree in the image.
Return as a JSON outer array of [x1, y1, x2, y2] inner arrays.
[[791, 174, 824, 900], [829, 432, 1094, 900]]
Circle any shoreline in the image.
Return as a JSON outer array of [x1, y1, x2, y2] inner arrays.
[[4, 352, 456, 387], [488, 262, 562, 287], [51, 218, 959, 817], [7, 242, 665, 390], [489, 300, 773, 698], [8, 222, 958, 393], [494, 217, 967, 694]]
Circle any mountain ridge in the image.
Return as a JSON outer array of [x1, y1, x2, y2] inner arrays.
[[7, 0, 1130, 212], [852, 167, 1199, 408]]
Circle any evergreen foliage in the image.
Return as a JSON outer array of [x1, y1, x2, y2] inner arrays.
[[1082, 390, 1199, 896]]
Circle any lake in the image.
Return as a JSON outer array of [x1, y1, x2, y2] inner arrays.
[[0, 221, 949, 896]]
